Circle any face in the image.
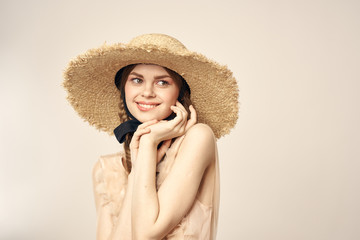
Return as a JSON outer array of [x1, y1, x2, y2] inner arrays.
[[124, 64, 180, 122]]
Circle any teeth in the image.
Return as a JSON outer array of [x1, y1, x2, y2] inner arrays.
[[138, 103, 158, 109]]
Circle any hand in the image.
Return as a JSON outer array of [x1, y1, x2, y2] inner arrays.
[[185, 104, 197, 132], [129, 119, 158, 165], [143, 102, 197, 145], [129, 121, 175, 165]]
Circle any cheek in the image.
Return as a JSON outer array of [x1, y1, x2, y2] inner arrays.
[[124, 84, 136, 102], [161, 88, 179, 105]]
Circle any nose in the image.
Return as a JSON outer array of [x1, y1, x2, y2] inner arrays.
[[142, 82, 156, 98]]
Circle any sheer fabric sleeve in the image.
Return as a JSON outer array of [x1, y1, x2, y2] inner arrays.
[[92, 152, 128, 240]]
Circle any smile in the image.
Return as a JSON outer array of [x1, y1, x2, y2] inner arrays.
[[136, 102, 160, 111]]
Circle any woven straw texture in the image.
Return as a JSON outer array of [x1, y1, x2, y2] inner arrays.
[[63, 34, 239, 138]]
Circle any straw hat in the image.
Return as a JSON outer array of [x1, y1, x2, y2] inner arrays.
[[63, 33, 239, 139]]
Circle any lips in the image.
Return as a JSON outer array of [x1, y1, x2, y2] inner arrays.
[[136, 102, 160, 111]]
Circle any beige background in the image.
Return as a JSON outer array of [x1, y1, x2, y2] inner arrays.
[[1, 0, 359, 239]]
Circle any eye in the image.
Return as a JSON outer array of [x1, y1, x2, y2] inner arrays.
[[131, 78, 143, 84], [157, 80, 170, 86]]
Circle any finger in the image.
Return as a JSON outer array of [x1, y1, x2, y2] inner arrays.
[[157, 139, 171, 163], [175, 100, 187, 112], [134, 128, 151, 138], [132, 120, 156, 147], [171, 105, 188, 134], [185, 105, 197, 131], [174, 103, 187, 127], [176, 101, 188, 119], [172, 108, 187, 134], [170, 106, 184, 126], [130, 128, 151, 149]]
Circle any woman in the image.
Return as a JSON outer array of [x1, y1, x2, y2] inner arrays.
[[63, 34, 239, 239]]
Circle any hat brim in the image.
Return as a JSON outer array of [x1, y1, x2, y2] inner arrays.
[[63, 43, 239, 138]]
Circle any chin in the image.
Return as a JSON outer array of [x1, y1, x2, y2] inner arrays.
[[136, 116, 158, 123], [135, 112, 173, 123]]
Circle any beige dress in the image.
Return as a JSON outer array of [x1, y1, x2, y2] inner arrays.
[[93, 135, 220, 239]]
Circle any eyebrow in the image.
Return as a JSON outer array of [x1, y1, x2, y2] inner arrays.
[[129, 71, 172, 80]]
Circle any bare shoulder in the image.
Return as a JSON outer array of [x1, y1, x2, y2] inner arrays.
[[179, 123, 216, 166], [184, 123, 216, 146]]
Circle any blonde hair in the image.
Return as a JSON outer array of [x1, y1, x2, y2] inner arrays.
[[117, 64, 192, 173]]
